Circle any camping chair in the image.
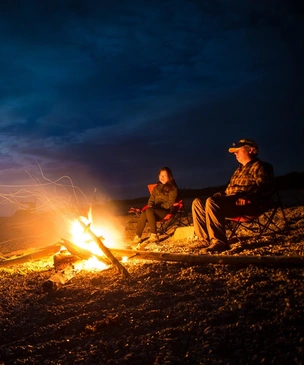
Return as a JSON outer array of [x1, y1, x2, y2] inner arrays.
[[225, 190, 289, 241], [128, 184, 190, 236]]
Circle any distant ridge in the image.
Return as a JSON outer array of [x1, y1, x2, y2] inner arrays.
[[274, 171, 304, 189]]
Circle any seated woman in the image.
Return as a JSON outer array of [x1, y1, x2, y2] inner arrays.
[[133, 166, 178, 244]]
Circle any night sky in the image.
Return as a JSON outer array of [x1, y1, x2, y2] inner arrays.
[[1, 0, 303, 206]]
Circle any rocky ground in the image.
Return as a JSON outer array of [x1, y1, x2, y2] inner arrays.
[[0, 190, 304, 365]]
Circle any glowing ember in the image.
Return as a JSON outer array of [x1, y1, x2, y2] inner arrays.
[[73, 256, 108, 271]]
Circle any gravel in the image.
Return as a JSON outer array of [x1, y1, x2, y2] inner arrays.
[[0, 200, 303, 365]]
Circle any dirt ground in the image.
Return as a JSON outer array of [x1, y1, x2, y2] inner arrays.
[[0, 191, 304, 365]]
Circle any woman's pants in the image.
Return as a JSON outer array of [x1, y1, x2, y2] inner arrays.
[[136, 207, 169, 236]]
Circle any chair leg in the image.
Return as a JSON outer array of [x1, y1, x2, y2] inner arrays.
[[157, 209, 191, 236], [226, 189, 289, 241], [261, 206, 289, 235], [227, 204, 289, 241], [227, 220, 239, 241]]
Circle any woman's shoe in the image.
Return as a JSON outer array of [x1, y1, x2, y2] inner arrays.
[[147, 233, 159, 243], [133, 235, 142, 244]]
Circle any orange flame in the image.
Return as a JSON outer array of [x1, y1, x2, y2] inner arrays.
[[68, 207, 127, 270]]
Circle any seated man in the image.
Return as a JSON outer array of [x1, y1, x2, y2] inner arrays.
[[192, 138, 275, 253]]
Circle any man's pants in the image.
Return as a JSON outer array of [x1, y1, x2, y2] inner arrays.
[[192, 195, 263, 244]]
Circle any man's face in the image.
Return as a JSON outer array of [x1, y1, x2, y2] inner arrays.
[[233, 146, 252, 165]]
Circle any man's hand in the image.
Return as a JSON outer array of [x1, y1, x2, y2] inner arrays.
[[236, 198, 251, 206]]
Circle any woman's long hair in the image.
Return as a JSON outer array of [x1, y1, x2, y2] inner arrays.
[[158, 166, 177, 195]]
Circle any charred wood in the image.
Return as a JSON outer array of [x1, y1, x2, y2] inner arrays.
[[60, 238, 110, 265], [42, 261, 83, 292], [53, 251, 81, 270]]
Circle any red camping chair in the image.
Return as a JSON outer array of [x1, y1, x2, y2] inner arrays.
[[128, 184, 190, 236], [147, 183, 157, 194], [225, 190, 289, 241]]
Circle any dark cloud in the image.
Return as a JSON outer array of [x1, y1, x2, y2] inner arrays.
[[0, 0, 303, 212]]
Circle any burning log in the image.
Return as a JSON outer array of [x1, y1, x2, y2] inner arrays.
[[109, 248, 304, 267], [60, 238, 110, 265], [78, 220, 130, 278], [0, 243, 62, 268], [53, 250, 82, 270], [60, 238, 93, 260]]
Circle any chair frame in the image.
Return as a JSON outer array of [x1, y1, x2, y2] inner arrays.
[[226, 190, 289, 241], [156, 200, 191, 236]]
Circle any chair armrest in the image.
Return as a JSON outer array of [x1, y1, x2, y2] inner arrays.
[[141, 205, 149, 212], [128, 207, 142, 214]]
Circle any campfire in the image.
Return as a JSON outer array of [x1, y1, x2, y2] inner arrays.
[[45, 208, 132, 291], [0, 169, 134, 285]]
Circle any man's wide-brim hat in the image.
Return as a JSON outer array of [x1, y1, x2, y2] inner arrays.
[[228, 138, 258, 153]]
